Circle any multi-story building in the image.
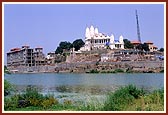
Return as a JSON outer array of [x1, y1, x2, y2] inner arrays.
[[7, 45, 47, 68], [79, 25, 124, 51], [34, 47, 46, 66], [7, 45, 35, 67]]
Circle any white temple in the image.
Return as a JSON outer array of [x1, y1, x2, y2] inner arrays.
[[80, 25, 124, 51]]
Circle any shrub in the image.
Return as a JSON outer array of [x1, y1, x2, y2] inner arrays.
[[147, 88, 164, 105], [41, 96, 59, 109], [63, 99, 72, 105], [160, 70, 164, 73], [103, 85, 145, 111], [114, 69, 124, 73], [4, 86, 60, 110], [21, 86, 44, 106], [4, 80, 13, 96], [4, 95, 19, 110], [89, 69, 99, 73]]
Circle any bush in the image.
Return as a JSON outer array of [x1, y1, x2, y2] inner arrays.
[[4, 95, 19, 110], [89, 69, 99, 73], [41, 96, 58, 109], [114, 69, 124, 73], [103, 85, 145, 111], [20, 86, 44, 106], [160, 70, 164, 73], [146, 88, 164, 105], [63, 99, 72, 105], [4, 86, 60, 110], [4, 80, 13, 96]]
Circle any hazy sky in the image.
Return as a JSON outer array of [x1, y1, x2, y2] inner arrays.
[[4, 3, 165, 63]]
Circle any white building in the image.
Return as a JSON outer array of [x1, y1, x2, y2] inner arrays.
[[80, 25, 124, 51]]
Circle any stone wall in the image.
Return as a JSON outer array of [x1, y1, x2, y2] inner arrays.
[[8, 60, 164, 73]]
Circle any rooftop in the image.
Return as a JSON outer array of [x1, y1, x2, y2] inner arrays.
[[144, 41, 153, 44], [131, 40, 141, 44]]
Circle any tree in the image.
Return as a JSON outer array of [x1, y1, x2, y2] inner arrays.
[[72, 39, 85, 51], [55, 46, 63, 54], [136, 43, 149, 51], [123, 39, 134, 49], [136, 43, 143, 51], [59, 41, 72, 50], [159, 48, 164, 52], [142, 43, 150, 51], [55, 41, 73, 54]]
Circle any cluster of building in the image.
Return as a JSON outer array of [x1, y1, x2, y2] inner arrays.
[[131, 40, 158, 52], [7, 45, 56, 68], [79, 25, 124, 51], [6, 25, 163, 72]]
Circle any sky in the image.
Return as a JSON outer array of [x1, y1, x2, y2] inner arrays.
[[4, 3, 165, 64]]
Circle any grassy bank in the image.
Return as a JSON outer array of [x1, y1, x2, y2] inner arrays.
[[4, 80, 164, 111]]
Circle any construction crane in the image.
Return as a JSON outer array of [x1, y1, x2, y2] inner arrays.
[[135, 10, 141, 43]]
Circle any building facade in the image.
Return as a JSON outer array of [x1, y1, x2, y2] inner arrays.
[[144, 41, 158, 52], [7, 45, 46, 68], [131, 40, 158, 52], [34, 47, 46, 66], [7, 45, 35, 67], [80, 25, 124, 51]]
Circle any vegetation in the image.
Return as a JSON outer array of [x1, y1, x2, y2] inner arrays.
[[123, 39, 134, 49], [89, 69, 99, 73], [104, 85, 164, 111], [4, 81, 164, 111], [159, 48, 164, 52], [113, 69, 124, 73], [160, 69, 164, 73], [72, 39, 85, 51], [136, 43, 149, 51], [55, 41, 72, 54], [87, 69, 125, 74], [55, 39, 85, 54], [4, 86, 59, 110], [4, 65, 11, 74], [103, 85, 145, 111], [4, 80, 13, 96]]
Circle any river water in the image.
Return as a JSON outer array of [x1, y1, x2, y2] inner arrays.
[[4, 73, 164, 104]]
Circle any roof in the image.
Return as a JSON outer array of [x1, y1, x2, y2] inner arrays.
[[22, 45, 30, 49], [10, 48, 21, 52], [153, 45, 158, 48], [144, 41, 153, 44], [35, 47, 43, 49], [131, 40, 141, 44]]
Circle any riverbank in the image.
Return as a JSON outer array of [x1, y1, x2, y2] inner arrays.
[[7, 60, 164, 74], [4, 82, 164, 111]]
